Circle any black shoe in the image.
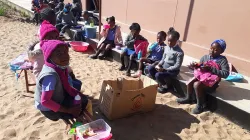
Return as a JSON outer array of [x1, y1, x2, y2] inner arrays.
[[119, 65, 126, 71], [89, 54, 97, 59], [157, 87, 168, 94], [98, 54, 105, 60], [192, 104, 204, 114], [176, 97, 192, 104]]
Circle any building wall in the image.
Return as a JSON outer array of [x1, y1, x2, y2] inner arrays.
[[101, 0, 250, 76], [67, 0, 250, 76]]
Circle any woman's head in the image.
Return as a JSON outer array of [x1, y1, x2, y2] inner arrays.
[[40, 20, 59, 40], [167, 30, 180, 47], [40, 8, 56, 25], [106, 16, 115, 27], [210, 39, 226, 58], [157, 31, 167, 44], [41, 40, 70, 67], [64, 3, 71, 13], [129, 23, 141, 38]]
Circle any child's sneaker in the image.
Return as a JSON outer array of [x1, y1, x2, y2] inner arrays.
[[132, 70, 142, 78]]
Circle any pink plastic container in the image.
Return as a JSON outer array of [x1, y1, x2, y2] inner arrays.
[[70, 41, 89, 52], [76, 119, 111, 140], [103, 24, 110, 30]]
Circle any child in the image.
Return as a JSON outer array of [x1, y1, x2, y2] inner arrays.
[[37, 8, 56, 40], [56, 3, 77, 36], [35, 40, 92, 125], [71, 0, 82, 21], [32, 0, 49, 25], [82, 11, 99, 25], [55, 0, 64, 13], [90, 16, 123, 59], [28, 20, 59, 78], [131, 31, 167, 78], [48, 1, 56, 10], [177, 39, 229, 114], [40, 7, 56, 25], [147, 30, 184, 93], [120, 23, 148, 76]]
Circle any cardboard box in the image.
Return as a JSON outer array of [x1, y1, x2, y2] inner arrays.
[[99, 75, 158, 120]]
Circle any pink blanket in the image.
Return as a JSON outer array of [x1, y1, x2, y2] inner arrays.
[[194, 61, 220, 87]]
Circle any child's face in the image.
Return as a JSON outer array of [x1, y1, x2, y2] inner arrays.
[[43, 31, 59, 40], [83, 13, 88, 20], [50, 45, 70, 66], [107, 20, 115, 27], [209, 43, 222, 58], [131, 30, 139, 38], [157, 33, 166, 44], [167, 34, 177, 47]]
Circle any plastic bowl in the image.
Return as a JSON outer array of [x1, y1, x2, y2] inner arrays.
[[76, 119, 111, 140], [70, 41, 89, 52]]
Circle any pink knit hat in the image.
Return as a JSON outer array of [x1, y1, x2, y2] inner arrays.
[[39, 20, 59, 40], [40, 40, 67, 63]]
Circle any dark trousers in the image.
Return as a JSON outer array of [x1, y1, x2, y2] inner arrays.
[[33, 12, 39, 25], [41, 92, 88, 121], [148, 65, 179, 86], [56, 23, 75, 33]]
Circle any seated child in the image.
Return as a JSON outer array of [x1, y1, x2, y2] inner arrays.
[[90, 16, 123, 59], [37, 7, 56, 39], [55, 0, 64, 13], [177, 39, 229, 114], [82, 11, 99, 25], [35, 40, 92, 125], [71, 0, 82, 21], [28, 20, 59, 78], [56, 3, 77, 36], [119, 23, 148, 76], [32, 0, 49, 25], [147, 30, 184, 93], [131, 31, 167, 78]]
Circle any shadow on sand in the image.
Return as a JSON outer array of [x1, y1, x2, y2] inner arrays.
[[93, 104, 200, 140]]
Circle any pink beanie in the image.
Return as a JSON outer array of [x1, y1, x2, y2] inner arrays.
[[39, 20, 59, 40], [40, 40, 67, 62]]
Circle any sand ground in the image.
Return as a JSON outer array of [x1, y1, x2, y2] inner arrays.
[[0, 16, 250, 140]]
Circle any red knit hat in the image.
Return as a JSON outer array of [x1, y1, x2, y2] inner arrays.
[[39, 20, 59, 40]]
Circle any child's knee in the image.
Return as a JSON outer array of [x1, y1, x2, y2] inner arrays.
[[193, 81, 202, 89], [120, 50, 126, 57]]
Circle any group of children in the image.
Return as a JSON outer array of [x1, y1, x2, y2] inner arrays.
[[28, 4, 230, 124], [27, 7, 92, 126], [90, 16, 230, 114]]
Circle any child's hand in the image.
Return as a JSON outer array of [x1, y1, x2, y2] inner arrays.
[[200, 65, 211, 72], [155, 65, 163, 72], [188, 62, 199, 69]]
